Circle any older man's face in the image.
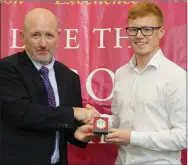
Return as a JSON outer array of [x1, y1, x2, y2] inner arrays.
[[21, 14, 60, 65]]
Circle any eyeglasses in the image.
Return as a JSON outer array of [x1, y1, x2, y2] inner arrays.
[[125, 26, 162, 36]]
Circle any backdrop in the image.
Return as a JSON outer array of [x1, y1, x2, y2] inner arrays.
[[0, 1, 187, 165]]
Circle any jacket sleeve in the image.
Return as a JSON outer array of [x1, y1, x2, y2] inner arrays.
[[0, 61, 75, 131], [64, 74, 87, 148]]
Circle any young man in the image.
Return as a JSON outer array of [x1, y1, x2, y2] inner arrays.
[[103, 2, 186, 164]]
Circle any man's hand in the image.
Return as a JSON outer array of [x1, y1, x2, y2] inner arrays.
[[73, 107, 92, 123], [85, 104, 100, 116], [104, 128, 131, 145], [85, 104, 100, 125], [73, 104, 100, 124], [74, 124, 97, 142]]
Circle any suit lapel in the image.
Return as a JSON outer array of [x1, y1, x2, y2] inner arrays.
[[18, 51, 48, 105], [54, 62, 67, 105]]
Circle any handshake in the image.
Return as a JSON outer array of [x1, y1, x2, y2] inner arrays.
[[73, 104, 131, 145], [73, 104, 100, 124], [73, 104, 103, 142]]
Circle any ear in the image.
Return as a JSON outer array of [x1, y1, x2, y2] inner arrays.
[[159, 26, 165, 39], [56, 29, 61, 40], [20, 29, 24, 41], [58, 29, 61, 35]]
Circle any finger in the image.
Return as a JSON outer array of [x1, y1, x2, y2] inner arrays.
[[108, 128, 118, 133], [80, 124, 93, 132], [86, 105, 99, 114], [86, 133, 94, 136], [87, 119, 94, 125], [85, 124, 93, 128], [105, 132, 117, 139], [92, 107, 100, 114], [93, 110, 100, 117], [86, 104, 93, 109], [104, 137, 120, 143], [83, 110, 93, 123]]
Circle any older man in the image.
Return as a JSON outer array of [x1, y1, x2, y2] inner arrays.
[[0, 8, 98, 165]]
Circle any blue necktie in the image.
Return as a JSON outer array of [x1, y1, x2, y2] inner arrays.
[[39, 66, 56, 108], [39, 66, 60, 164]]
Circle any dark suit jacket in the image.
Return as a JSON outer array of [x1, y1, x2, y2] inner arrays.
[[0, 51, 87, 165]]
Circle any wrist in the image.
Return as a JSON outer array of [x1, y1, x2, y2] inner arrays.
[[127, 131, 131, 144], [73, 107, 79, 120]]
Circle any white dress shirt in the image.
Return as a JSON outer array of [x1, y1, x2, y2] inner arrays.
[[29, 57, 60, 164], [102, 49, 186, 164]]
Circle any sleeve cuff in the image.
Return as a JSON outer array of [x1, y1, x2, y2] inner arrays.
[[130, 131, 148, 147]]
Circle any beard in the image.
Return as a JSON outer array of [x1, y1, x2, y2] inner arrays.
[[26, 49, 54, 65]]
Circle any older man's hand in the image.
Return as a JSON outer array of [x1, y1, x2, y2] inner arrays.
[[73, 104, 100, 124], [74, 124, 97, 142]]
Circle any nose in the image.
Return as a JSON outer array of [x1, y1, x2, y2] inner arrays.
[[136, 29, 144, 38], [39, 37, 47, 48]]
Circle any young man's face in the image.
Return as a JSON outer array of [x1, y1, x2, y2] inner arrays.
[[127, 15, 165, 57]]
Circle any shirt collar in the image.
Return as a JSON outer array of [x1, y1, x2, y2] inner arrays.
[[128, 48, 163, 69], [26, 53, 55, 71]]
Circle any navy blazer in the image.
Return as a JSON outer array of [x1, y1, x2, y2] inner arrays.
[[0, 51, 87, 165]]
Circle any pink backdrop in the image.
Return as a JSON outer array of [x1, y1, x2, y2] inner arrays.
[[0, 1, 187, 165]]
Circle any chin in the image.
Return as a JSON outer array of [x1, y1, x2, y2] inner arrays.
[[134, 48, 150, 56], [137, 52, 149, 56], [35, 57, 51, 65], [134, 50, 145, 55], [37, 55, 52, 61]]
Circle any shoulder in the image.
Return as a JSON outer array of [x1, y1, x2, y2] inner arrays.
[[160, 55, 186, 81], [54, 61, 80, 81], [0, 52, 25, 72], [0, 51, 22, 65], [116, 63, 129, 74], [114, 63, 130, 81], [159, 56, 186, 91]]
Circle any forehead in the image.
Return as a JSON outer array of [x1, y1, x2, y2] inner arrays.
[[25, 18, 58, 33], [28, 28, 57, 34], [128, 16, 159, 27]]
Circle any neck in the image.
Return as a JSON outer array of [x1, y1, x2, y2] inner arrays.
[[135, 47, 159, 71], [39, 61, 50, 66]]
